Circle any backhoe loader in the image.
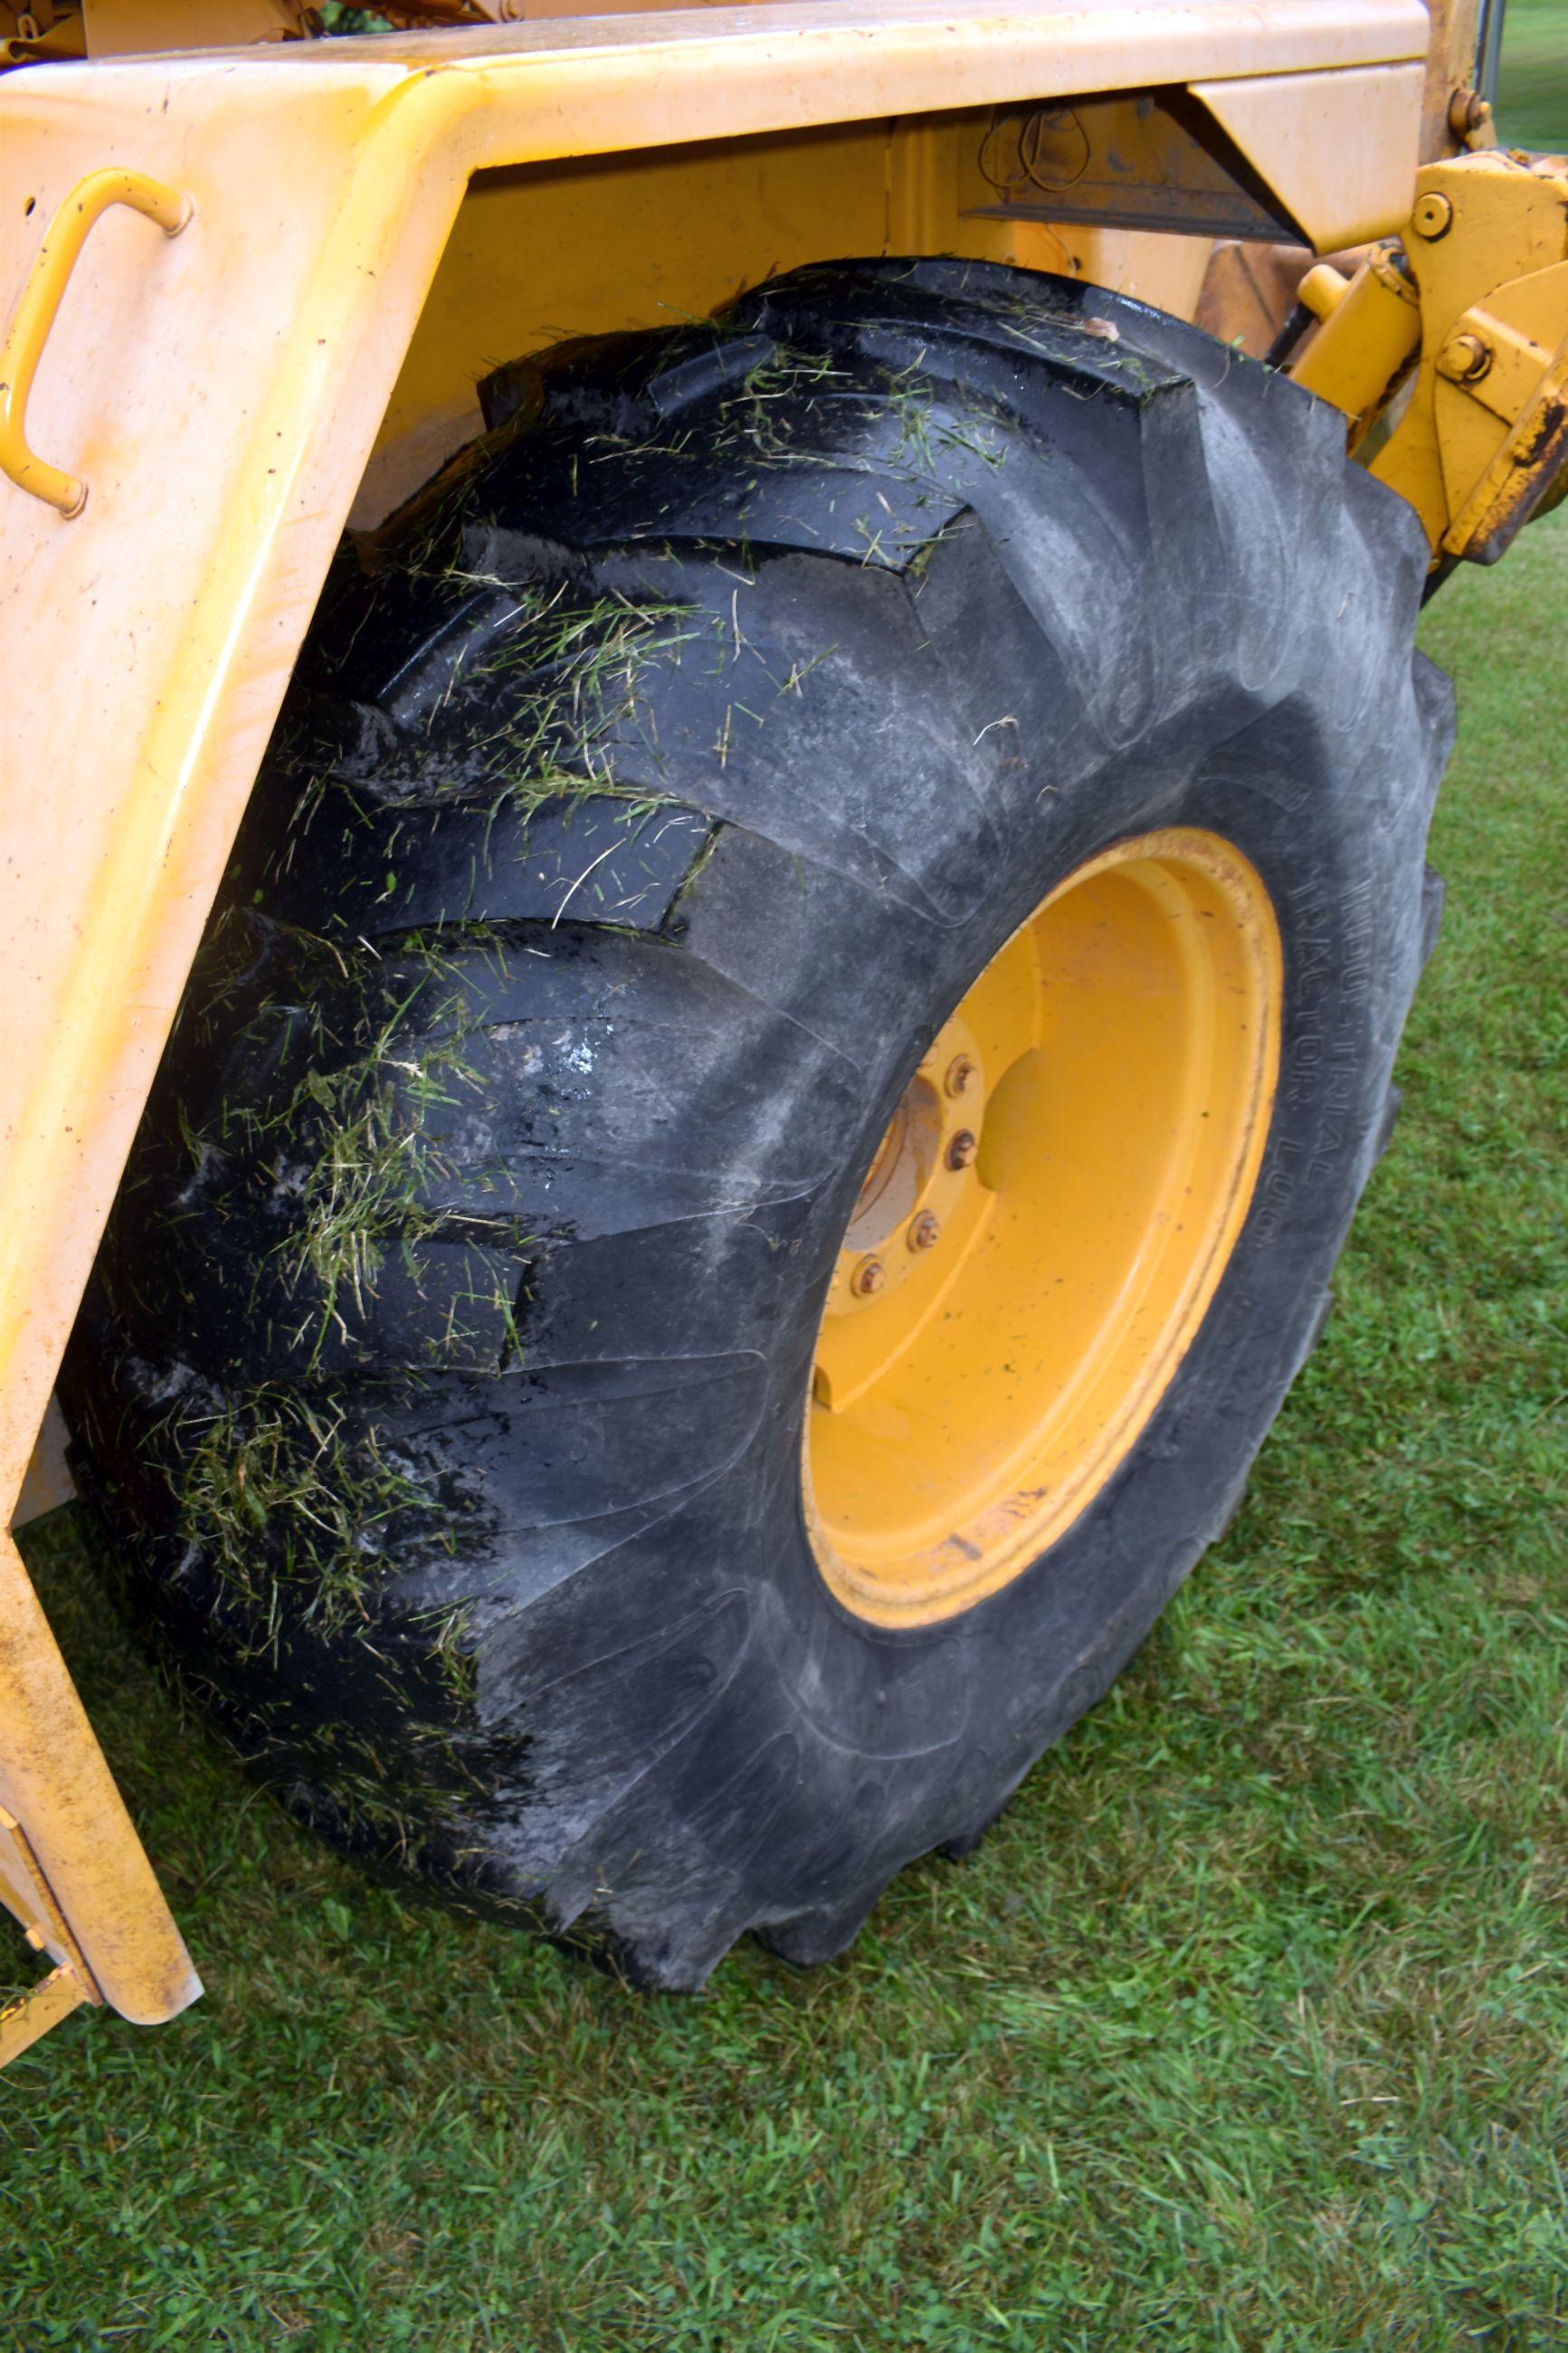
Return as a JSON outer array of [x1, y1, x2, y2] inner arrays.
[[1, 0, 1563, 2062]]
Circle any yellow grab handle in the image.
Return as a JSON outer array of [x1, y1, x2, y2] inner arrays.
[[0, 167, 192, 519]]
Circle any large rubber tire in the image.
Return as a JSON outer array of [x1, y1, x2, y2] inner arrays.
[[62, 260, 1451, 1986]]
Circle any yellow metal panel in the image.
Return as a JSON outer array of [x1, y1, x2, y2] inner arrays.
[[0, 1531, 201, 2024], [965, 91, 1297, 241], [1054, 226, 1215, 319], [14, 1399, 74, 1529], [1, 1800, 94, 1980], [1416, 0, 1487, 162], [1192, 62, 1425, 252], [1, 65, 426, 2034], [1, 62, 430, 1507], [264, 1, 1430, 86], [0, 1962, 93, 2067]]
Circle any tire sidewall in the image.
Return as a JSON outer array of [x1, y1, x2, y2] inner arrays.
[[702, 653, 1431, 1844]]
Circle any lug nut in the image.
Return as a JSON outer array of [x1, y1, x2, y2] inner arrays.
[[946, 1129, 978, 1170], [1439, 330, 1492, 384], [908, 1211, 941, 1252], [1411, 191, 1453, 242], [945, 1054, 978, 1098], [851, 1256, 886, 1297]]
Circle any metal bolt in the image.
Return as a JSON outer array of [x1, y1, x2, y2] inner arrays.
[[1411, 191, 1454, 242], [851, 1256, 886, 1297], [946, 1129, 979, 1170], [1439, 331, 1492, 384], [945, 1054, 978, 1098], [908, 1211, 941, 1252], [1448, 88, 1494, 146]]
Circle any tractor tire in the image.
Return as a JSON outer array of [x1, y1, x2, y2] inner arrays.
[[62, 260, 1452, 1987]]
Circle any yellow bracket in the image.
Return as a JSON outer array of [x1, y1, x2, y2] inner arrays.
[[0, 1963, 94, 2066], [0, 1801, 100, 2067], [0, 165, 190, 516], [1292, 149, 1568, 565]]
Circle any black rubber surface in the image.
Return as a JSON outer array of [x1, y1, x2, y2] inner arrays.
[[62, 260, 1452, 1986]]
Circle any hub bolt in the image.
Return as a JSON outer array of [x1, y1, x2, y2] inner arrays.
[[851, 1256, 886, 1297], [945, 1054, 978, 1098], [1411, 191, 1454, 242], [1439, 330, 1492, 385], [908, 1211, 941, 1252], [946, 1129, 979, 1171]]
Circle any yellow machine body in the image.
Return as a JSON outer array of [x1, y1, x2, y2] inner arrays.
[[0, 0, 1558, 2059], [1293, 145, 1568, 560]]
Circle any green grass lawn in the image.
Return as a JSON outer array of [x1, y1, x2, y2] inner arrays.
[[5, 506, 1565, 2348], [1497, 0, 1568, 149]]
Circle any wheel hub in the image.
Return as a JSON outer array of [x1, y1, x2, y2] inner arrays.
[[814, 1008, 988, 1393], [805, 827, 1282, 1627]]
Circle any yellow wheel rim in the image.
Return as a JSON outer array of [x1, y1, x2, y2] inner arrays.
[[804, 827, 1283, 1627]]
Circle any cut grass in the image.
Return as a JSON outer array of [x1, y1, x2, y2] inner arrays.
[[3, 509, 1564, 2348], [172, 1385, 438, 1643], [1495, 0, 1568, 151]]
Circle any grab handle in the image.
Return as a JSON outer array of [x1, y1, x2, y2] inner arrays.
[[0, 167, 192, 519]]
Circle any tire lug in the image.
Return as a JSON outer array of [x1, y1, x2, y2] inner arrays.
[[851, 1256, 886, 1297], [946, 1129, 978, 1170], [945, 1054, 977, 1098], [908, 1211, 940, 1253]]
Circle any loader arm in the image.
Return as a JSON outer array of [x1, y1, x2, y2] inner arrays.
[[1, 0, 1559, 2059]]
